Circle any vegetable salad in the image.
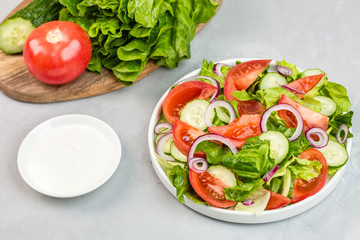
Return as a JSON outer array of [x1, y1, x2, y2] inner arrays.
[[154, 59, 353, 215]]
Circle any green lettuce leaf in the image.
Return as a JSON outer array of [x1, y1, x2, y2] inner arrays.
[[199, 59, 231, 88], [195, 137, 274, 179], [276, 59, 299, 82], [59, 0, 219, 83], [166, 165, 207, 205], [288, 157, 322, 181], [320, 81, 351, 113], [224, 178, 264, 202]]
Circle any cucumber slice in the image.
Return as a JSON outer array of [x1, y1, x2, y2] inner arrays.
[[170, 142, 187, 162], [280, 169, 292, 197], [158, 135, 172, 155], [235, 187, 270, 216], [318, 140, 348, 168], [215, 106, 231, 123], [155, 134, 163, 144], [0, 18, 35, 54], [259, 72, 287, 89], [180, 99, 214, 130], [260, 131, 289, 164], [313, 96, 337, 116], [207, 165, 237, 187], [298, 68, 325, 78]]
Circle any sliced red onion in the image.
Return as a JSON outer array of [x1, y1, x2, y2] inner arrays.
[[204, 100, 237, 127], [154, 122, 173, 134], [156, 133, 175, 161], [242, 200, 254, 206], [188, 133, 238, 160], [188, 157, 208, 173], [282, 85, 306, 95], [277, 65, 292, 77], [213, 63, 232, 76], [261, 103, 304, 142], [336, 123, 349, 144], [305, 127, 329, 148], [262, 165, 279, 183], [174, 75, 220, 103]]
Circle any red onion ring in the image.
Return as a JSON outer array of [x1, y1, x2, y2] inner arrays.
[[174, 75, 220, 103], [156, 133, 175, 161], [242, 200, 254, 206], [154, 122, 173, 134], [261, 103, 304, 142], [282, 85, 306, 95], [204, 100, 237, 127], [262, 165, 279, 183], [188, 133, 238, 160], [188, 157, 208, 173], [277, 65, 292, 77], [213, 63, 232, 76], [336, 123, 349, 144], [305, 127, 329, 148]]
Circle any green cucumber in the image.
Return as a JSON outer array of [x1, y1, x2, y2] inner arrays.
[[156, 134, 173, 155], [180, 99, 214, 130], [235, 187, 270, 216], [298, 68, 325, 78], [170, 142, 187, 162], [318, 140, 348, 168], [0, 0, 64, 54], [259, 72, 287, 89], [207, 165, 237, 187], [215, 106, 231, 123], [10, 0, 63, 28], [280, 168, 292, 197], [0, 18, 35, 54], [314, 96, 337, 116], [260, 131, 289, 164]]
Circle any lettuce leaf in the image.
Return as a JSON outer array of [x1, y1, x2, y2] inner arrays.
[[288, 157, 322, 181], [195, 137, 274, 179], [276, 59, 300, 82], [59, 0, 219, 83], [320, 81, 351, 113], [224, 178, 264, 202]]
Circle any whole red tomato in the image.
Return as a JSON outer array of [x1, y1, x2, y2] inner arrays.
[[23, 21, 92, 85]]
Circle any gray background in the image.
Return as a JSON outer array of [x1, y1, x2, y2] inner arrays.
[[1, 0, 359, 239]]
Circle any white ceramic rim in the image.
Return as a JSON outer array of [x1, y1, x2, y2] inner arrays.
[[18, 114, 122, 198], [148, 58, 352, 223]]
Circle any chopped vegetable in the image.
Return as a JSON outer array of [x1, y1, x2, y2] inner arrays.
[[154, 58, 353, 214], [58, 0, 219, 84]]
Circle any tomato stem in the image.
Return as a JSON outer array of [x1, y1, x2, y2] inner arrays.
[[46, 28, 62, 44]]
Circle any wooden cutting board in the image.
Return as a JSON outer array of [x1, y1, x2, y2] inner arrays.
[[0, 0, 222, 103]]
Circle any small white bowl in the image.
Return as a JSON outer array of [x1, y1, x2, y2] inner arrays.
[[148, 58, 352, 223], [18, 114, 121, 198]]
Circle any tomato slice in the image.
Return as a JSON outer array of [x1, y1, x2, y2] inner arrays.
[[189, 170, 236, 208], [224, 59, 271, 101], [208, 114, 262, 148], [285, 74, 325, 98], [291, 148, 328, 203], [163, 81, 217, 124], [278, 94, 329, 131], [265, 191, 291, 210], [237, 100, 265, 116], [172, 120, 206, 156]]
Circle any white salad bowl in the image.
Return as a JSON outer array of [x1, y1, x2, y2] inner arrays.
[[147, 58, 352, 223]]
